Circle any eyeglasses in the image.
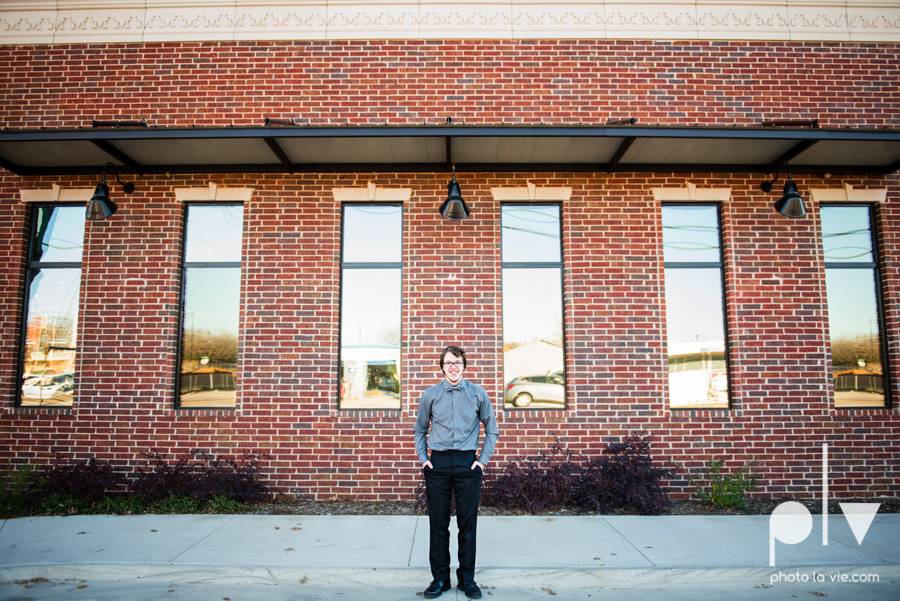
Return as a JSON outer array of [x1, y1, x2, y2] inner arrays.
[[443, 361, 464, 368]]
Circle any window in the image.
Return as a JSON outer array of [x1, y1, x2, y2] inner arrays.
[[821, 205, 888, 408], [177, 204, 243, 408], [662, 205, 729, 409], [19, 205, 85, 407], [339, 204, 402, 410], [501, 204, 566, 409]]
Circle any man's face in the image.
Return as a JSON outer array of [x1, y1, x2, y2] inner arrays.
[[443, 352, 465, 385]]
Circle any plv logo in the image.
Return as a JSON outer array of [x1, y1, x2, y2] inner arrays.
[[769, 443, 880, 566]]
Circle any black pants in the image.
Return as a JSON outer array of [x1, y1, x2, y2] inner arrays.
[[423, 449, 483, 583]]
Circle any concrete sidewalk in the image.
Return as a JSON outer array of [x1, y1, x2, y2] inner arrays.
[[0, 514, 898, 600]]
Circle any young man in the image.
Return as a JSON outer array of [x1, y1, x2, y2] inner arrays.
[[414, 345, 499, 599]]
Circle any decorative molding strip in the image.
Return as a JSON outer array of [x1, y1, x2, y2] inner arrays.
[[1, 1, 898, 45], [652, 182, 731, 202], [332, 182, 412, 202], [174, 182, 254, 201], [491, 182, 572, 202], [810, 183, 887, 202], [20, 184, 92, 202]]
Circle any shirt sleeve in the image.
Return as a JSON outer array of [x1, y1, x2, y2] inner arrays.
[[413, 391, 432, 465], [477, 389, 499, 465]]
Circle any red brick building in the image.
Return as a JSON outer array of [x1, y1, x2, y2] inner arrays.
[[1, 1, 898, 501]]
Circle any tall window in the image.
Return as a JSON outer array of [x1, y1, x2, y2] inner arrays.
[[501, 204, 565, 409], [821, 205, 888, 408], [19, 205, 85, 406], [662, 205, 729, 409], [177, 204, 243, 408], [339, 204, 402, 410]]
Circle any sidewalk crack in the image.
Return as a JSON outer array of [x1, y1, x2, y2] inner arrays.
[[602, 517, 656, 567], [408, 516, 421, 567], [167, 516, 236, 563]]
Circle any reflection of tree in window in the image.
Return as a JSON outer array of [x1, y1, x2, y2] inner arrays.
[[821, 205, 886, 408], [20, 206, 84, 406], [178, 205, 243, 408]]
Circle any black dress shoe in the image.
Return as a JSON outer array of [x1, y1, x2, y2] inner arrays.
[[423, 580, 451, 598], [459, 580, 483, 599]]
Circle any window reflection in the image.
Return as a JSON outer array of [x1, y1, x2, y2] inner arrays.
[[21, 205, 85, 407], [184, 205, 243, 263], [662, 205, 720, 263], [32, 206, 84, 263], [179, 204, 243, 408], [342, 205, 402, 264], [339, 204, 402, 410], [501, 206, 561, 263], [821, 206, 874, 263], [664, 269, 728, 408], [821, 206, 885, 408], [501, 205, 565, 410], [21, 268, 80, 406], [179, 268, 240, 407], [662, 205, 729, 409]]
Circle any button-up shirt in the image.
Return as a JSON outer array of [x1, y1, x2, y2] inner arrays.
[[414, 378, 499, 465]]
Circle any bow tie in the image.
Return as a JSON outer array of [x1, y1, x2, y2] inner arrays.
[[446, 384, 463, 392]]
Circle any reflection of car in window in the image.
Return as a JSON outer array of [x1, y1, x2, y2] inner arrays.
[[22, 372, 74, 400], [51, 382, 75, 403], [375, 374, 400, 393], [504, 375, 565, 407]]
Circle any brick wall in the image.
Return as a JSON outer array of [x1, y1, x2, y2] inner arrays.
[[1, 40, 898, 129], [0, 39, 898, 500]]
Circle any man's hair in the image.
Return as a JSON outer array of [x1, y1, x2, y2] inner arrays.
[[440, 345, 467, 369]]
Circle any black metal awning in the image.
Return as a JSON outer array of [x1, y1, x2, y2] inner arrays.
[[1, 124, 898, 177]]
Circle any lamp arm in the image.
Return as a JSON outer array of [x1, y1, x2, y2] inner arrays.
[[760, 161, 790, 192], [103, 162, 135, 194]]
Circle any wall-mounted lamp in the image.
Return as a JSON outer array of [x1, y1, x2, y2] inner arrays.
[[439, 166, 470, 220], [760, 162, 805, 218], [88, 162, 134, 220]]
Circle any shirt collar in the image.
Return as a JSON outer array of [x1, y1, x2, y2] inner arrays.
[[443, 378, 467, 392]]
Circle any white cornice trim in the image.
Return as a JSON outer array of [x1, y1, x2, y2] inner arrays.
[[652, 182, 731, 202], [20, 184, 92, 202], [332, 182, 411, 202], [2, 1, 898, 45], [491, 182, 571, 202], [810, 184, 887, 203], [174, 182, 254, 202]]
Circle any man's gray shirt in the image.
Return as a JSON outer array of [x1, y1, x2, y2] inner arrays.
[[414, 378, 499, 465]]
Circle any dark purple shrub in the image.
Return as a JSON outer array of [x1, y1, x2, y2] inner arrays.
[[132, 449, 270, 504], [31, 454, 124, 503], [575, 434, 675, 515]]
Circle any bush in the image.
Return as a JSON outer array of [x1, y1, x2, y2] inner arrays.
[[481, 437, 581, 513], [575, 434, 675, 515], [130, 451, 195, 502], [30, 454, 123, 504], [688, 458, 759, 509], [0, 462, 36, 517], [473, 433, 674, 515], [132, 449, 269, 505]]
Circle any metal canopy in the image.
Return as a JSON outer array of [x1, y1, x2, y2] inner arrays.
[[1, 125, 898, 177]]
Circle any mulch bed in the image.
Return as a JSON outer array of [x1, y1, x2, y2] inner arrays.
[[251, 497, 900, 517]]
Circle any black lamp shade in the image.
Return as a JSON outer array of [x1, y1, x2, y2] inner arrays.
[[773, 180, 806, 218], [87, 183, 118, 220], [440, 178, 470, 220]]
